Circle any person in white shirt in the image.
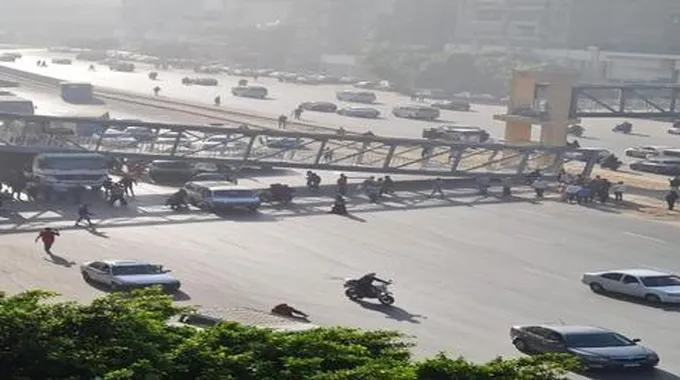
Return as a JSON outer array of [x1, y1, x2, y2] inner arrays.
[[565, 184, 582, 203], [611, 181, 626, 202]]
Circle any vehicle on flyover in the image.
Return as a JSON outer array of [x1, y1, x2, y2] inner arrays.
[[336, 90, 377, 104], [81, 259, 181, 293], [299, 101, 338, 113], [392, 105, 440, 120], [182, 77, 219, 86], [231, 84, 268, 99], [336, 106, 380, 119], [624, 145, 670, 159], [582, 268, 680, 304], [183, 181, 261, 212], [430, 99, 471, 112], [510, 324, 659, 370]]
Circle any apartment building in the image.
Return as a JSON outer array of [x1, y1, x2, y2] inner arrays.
[[454, 0, 573, 48]]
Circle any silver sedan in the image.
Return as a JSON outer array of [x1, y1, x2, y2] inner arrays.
[[80, 259, 181, 293]]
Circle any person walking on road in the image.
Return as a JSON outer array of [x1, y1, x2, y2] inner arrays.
[[36, 227, 60, 254], [665, 191, 679, 211], [429, 177, 444, 197], [75, 204, 94, 227], [119, 174, 137, 197], [611, 181, 626, 202], [277, 114, 288, 129]]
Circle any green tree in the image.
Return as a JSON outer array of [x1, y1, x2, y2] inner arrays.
[[0, 289, 580, 380]]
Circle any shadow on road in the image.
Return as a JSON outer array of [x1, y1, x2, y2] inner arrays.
[[592, 291, 680, 313], [44, 252, 76, 268], [582, 369, 680, 380], [355, 300, 427, 324]]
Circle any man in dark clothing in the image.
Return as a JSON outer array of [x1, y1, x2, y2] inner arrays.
[[271, 303, 309, 319], [119, 175, 137, 197], [337, 174, 348, 196], [356, 273, 390, 298], [666, 191, 679, 211], [102, 177, 113, 197], [36, 228, 59, 253], [75, 204, 94, 227], [109, 183, 127, 206]]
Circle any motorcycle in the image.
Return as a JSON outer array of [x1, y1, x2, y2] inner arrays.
[[343, 279, 395, 306]]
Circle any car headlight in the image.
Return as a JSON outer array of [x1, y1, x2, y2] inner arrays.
[[647, 352, 659, 360]]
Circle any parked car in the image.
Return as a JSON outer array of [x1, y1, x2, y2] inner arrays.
[[299, 101, 338, 113], [624, 145, 670, 158], [431, 99, 471, 112], [582, 268, 680, 304], [336, 90, 377, 104], [392, 105, 440, 120], [336, 106, 380, 119], [51, 58, 72, 65], [80, 259, 181, 293], [182, 77, 219, 86], [668, 127, 680, 135], [510, 324, 659, 370]]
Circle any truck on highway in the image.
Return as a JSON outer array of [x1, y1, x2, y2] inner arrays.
[[31, 152, 109, 189]]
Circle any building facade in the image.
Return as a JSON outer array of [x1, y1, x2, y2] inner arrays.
[[454, 0, 573, 48]]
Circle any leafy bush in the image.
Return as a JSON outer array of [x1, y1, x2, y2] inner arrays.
[[0, 289, 580, 379]]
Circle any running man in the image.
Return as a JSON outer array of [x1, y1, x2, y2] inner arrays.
[[35, 227, 60, 253]]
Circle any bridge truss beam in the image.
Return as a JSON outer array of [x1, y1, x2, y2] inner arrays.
[[0, 113, 581, 177]]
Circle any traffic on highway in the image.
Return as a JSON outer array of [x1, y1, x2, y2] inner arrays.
[[1, 48, 680, 377]]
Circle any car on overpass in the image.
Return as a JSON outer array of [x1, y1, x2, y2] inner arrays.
[[624, 145, 670, 158], [582, 268, 680, 304], [80, 259, 181, 293], [431, 99, 471, 112], [510, 324, 659, 371], [182, 77, 219, 86], [336, 106, 380, 119], [299, 101, 338, 113], [231, 85, 268, 99], [336, 90, 377, 104], [422, 125, 490, 143], [392, 105, 441, 121]]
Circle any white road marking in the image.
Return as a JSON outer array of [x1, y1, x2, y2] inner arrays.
[[623, 232, 666, 244]]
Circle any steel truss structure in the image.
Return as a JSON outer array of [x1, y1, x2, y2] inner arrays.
[[571, 84, 680, 118], [0, 113, 588, 177]]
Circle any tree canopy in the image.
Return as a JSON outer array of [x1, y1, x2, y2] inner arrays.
[[0, 289, 581, 380]]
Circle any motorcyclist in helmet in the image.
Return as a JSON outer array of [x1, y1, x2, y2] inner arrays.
[[355, 272, 390, 298]]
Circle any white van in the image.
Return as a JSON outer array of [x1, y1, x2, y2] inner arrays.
[[183, 181, 261, 212], [32, 153, 109, 188], [336, 90, 377, 104]]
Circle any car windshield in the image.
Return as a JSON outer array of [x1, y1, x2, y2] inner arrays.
[[640, 275, 680, 287], [37, 157, 108, 170], [564, 332, 634, 348], [212, 190, 255, 197], [111, 264, 163, 276]]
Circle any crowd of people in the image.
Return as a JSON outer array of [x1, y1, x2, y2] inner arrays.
[[556, 171, 626, 205]]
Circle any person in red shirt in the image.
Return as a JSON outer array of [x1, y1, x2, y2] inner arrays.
[[35, 227, 60, 253]]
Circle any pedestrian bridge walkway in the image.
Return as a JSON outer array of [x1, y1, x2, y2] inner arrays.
[[0, 113, 594, 177]]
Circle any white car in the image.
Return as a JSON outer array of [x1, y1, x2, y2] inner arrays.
[[582, 268, 680, 304], [336, 90, 377, 104], [336, 106, 380, 119], [80, 259, 181, 293], [668, 128, 680, 135], [624, 146, 670, 158]]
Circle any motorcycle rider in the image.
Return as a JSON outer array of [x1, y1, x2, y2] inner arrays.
[[355, 273, 391, 298], [330, 194, 347, 215], [306, 171, 321, 191], [167, 189, 188, 210]]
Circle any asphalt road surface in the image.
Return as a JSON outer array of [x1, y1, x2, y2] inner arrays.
[[1, 182, 679, 379], [3, 49, 680, 162], [1, 50, 679, 379]]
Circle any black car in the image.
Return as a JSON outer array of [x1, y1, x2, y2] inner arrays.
[[510, 324, 659, 371], [299, 101, 338, 113]]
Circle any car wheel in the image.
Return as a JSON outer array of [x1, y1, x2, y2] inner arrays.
[[644, 294, 661, 304], [512, 338, 531, 353], [110, 282, 120, 291], [81, 271, 91, 281], [589, 283, 604, 293]]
